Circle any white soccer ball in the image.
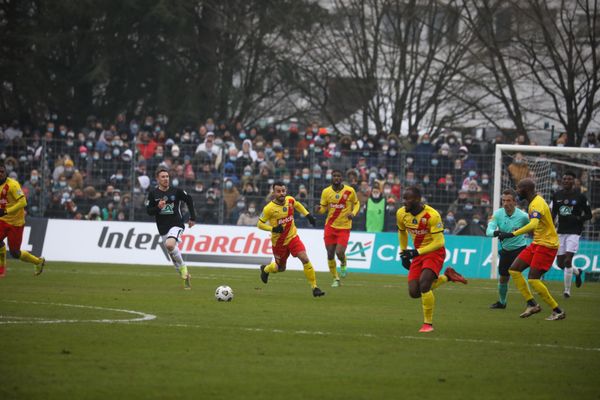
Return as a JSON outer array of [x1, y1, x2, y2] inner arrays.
[[215, 285, 234, 302]]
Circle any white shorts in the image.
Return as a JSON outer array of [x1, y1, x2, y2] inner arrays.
[[162, 226, 184, 244], [557, 234, 580, 255]]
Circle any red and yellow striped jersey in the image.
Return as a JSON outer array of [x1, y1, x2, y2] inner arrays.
[[396, 205, 444, 251], [318, 185, 360, 229], [259, 196, 309, 247], [0, 178, 26, 227]]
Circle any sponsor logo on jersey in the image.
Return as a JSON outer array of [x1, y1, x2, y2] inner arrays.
[[330, 203, 346, 209], [277, 215, 294, 225], [408, 228, 429, 235]]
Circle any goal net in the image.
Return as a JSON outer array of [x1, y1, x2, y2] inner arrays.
[[492, 144, 600, 280]]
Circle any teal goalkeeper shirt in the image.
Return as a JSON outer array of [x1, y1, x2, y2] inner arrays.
[[486, 207, 530, 251]]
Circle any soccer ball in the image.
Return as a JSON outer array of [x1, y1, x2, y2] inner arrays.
[[215, 285, 234, 302]]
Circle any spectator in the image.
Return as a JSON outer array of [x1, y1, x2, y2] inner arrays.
[[223, 178, 240, 221], [64, 158, 84, 190], [237, 201, 259, 226], [87, 205, 102, 221], [507, 152, 529, 185], [582, 132, 598, 148]]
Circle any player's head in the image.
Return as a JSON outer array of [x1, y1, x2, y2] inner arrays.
[[501, 189, 517, 213], [331, 169, 343, 186], [562, 171, 576, 190], [402, 186, 422, 213], [155, 167, 170, 188], [0, 163, 6, 184], [272, 181, 287, 202], [516, 178, 535, 200]]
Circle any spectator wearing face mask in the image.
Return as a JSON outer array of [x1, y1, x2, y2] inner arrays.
[[366, 185, 386, 232], [87, 205, 102, 221], [237, 201, 259, 226], [223, 178, 240, 221], [413, 134, 435, 174], [444, 211, 456, 234], [23, 169, 42, 216], [458, 146, 478, 172]]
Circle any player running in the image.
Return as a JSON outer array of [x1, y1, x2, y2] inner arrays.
[[146, 167, 197, 289], [0, 163, 45, 277], [498, 179, 565, 320], [258, 181, 325, 297], [397, 186, 467, 333], [486, 189, 530, 309], [551, 171, 592, 298], [315, 169, 360, 287]]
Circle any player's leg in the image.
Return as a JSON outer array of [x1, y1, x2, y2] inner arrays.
[[6, 225, 44, 275], [162, 228, 190, 289], [0, 240, 6, 278], [294, 237, 324, 297], [508, 246, 541, 317], [337, 229, 350, 278], [491, 248, 519, 309], [325, 242, 339, 286], [562, 252, 574, 297], [564, 235, 583, 294], [527, 247, 565, 320], [557, 234, 569, 296], [418, 268, 438, 333]]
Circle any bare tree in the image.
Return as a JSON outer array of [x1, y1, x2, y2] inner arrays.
[[287, 0, 476, 137]]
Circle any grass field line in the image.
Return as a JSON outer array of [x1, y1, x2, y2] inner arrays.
[[0, 300, 156, 325], [160, 322, 600, 353]]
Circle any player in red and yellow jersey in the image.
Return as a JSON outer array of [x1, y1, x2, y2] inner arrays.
[[315, 170, 360, 287], [497, 178, 565, 321], [257, 181, 325, 297], [397, 186, 467, 333], [0, 164, 45, 278]]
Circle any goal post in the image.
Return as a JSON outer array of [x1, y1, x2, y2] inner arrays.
[[491, 144, 600, 279]]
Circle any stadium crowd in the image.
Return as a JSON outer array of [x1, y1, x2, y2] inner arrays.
[[1, 114, 599, 238]]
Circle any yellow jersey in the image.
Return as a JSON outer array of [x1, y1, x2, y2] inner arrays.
[[528, 195, 559, 249], [318, 185, 360, 229], [0, 177, 26, 227], [396, 205, 444, 251], [259, 196, 309, 247]]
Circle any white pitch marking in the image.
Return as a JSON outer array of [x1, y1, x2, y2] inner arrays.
[[0, 300, 156, 325], [160, 322, 600, 353]]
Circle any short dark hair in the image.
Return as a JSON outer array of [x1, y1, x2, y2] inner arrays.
[[405, 185, 421, 198], [564, 171, 577, 178], [331, 169, 343, 175], [502, 188, 517, 199], [272, 180, 285, 190], [155, 167, 170, 177]]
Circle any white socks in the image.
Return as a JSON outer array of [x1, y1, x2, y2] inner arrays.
[[169, 246, 184, 270]]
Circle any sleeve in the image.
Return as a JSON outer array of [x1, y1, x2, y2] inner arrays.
[[429, 211, 444, 234], [550, 194, 558, 219], [486, 212, 498, 237], [416, 231, 445, 255], [351, 190, 360, 216], [396, 209, 406, 231], [293, 198, 310, 216], [581, 194, 592, 221], [398, 229, 408, 251], [179, 189, 196, 221], [257, 206, 273, 231], [317, 189, 328, 214], [6, 182, 27, 214], [145, 190, 159, 216]]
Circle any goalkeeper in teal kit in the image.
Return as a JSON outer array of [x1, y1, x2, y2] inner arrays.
[[486, 189, 530, 309]]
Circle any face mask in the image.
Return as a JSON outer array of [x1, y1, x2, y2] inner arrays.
[[552, 184, 559, 191], [406, 157, 414, 164], [244, 171, 252, 177], [350, 144, 357, 150], [283, 178, 291, 184], [225, 181, 233, 189], [369, 173, 377, 180], [482, 179, 489, 185], [423, 178, 430, 184], [302, 174, 309, 180], [379, 168, 387, 176], [372, 192, 381, 199], [326, 174, 332, 180], [195, 186, 203, 192], [86, 141, 94, 148], [104, 154, 112, 161], [114, 196, 121, 202], [389, 150, 397, 157], [116, 174, 123, 180], [237, 202, 245, 208], [448, 139, 456, 144], [441, 150, 449, 156], [239, 133, 247, 139], [306, 134, 313, 141], [172, 179, 179, 187], [473, 219, 480, 224], [113, 148, 120, 157], [248, 207, 255, 213], [314, 174, 321, 179], [30, 175, 39, 183], [59, 181, 67, 187], [363, 151, 370, 157], [48, 127, 55, 133], [381, 146, 389, 152], [66, 140, 74, 147], [469, 170, 476, 177], [422, 140, 430, 144], [431, 159, 439, 166], [465, 204, 473, 210], [230, 156, 237, 162], [550, 171, 557, 178], [446, 215, 455, 222], [383, 188, 391, 195]]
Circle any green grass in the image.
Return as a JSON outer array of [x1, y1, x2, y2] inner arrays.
[[1, 261, 599, 400]]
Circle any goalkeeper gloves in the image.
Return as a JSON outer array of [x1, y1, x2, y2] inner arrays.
[[496, 231, 515, 241], [306, 213, 316, 226], [271, 224, 284, 233]]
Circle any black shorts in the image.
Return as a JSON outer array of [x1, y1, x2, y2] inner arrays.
[[499, 245, 527, 277]]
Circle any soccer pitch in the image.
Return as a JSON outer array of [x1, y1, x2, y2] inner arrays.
[[1, 261, 599, 400]]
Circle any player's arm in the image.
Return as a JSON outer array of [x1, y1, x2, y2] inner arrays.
[[145, 190, 159, 216], [485, 213, 498, 237], [316, 190, 327, 214], [512, 214, 539, 236], [179, 189, 197, 225], [257, 207, 281, 232], [3, 183, 27, 215], [398, 229, 408, 250], [580, 195, 592, 222], [350, 191, 360, 218], [294, 199, 316, 225], [550, 195, 558, 220]]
